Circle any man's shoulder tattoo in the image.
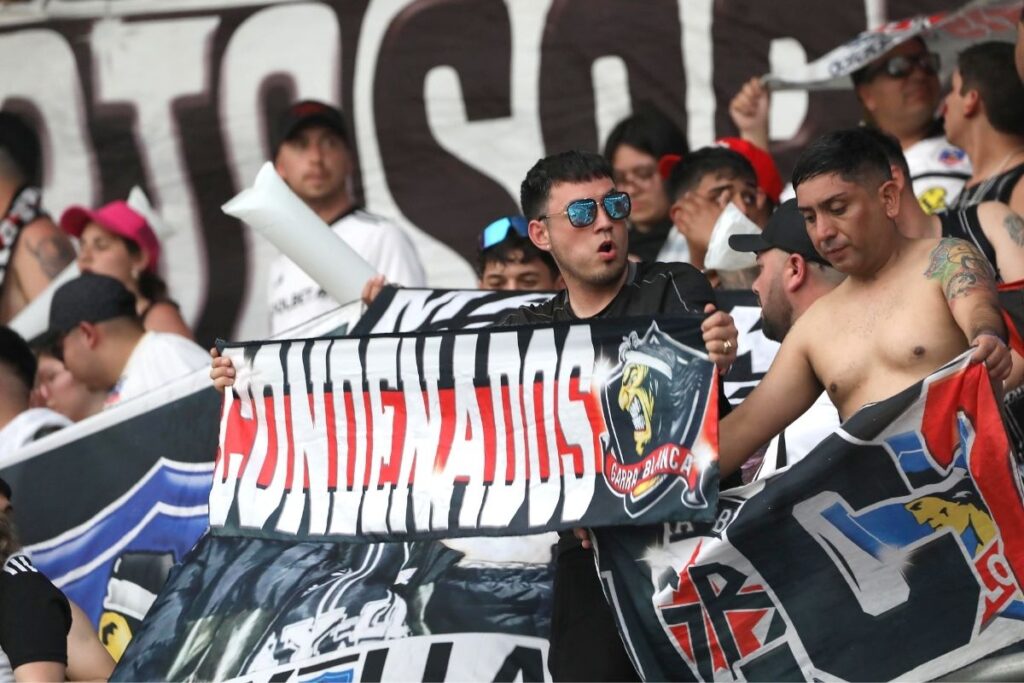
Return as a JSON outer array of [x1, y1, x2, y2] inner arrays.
[[924, 237, 996, 300], [24, 227, 75, 279]]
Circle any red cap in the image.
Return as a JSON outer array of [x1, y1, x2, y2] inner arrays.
[[59, 201, 161, 273], [715, 137, 783, 204], [657, 153, 684, 180]]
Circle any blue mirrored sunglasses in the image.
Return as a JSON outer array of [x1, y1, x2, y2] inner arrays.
[[540, 191, 631, 228], [480, 215, 530, 250]]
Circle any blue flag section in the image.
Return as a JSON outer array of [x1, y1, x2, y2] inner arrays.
[[0, 382, 221, 661], [210, 316, 721, 542], [595, 355, 1024, 681]]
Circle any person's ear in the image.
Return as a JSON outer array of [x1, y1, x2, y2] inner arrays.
[[755, 188, 768, 211], [784, 253, 807, 293], [79, 322, 100, 349], [669, 201, 686, 232], [889, 164, 907, 193], [855, 82, 876, 115], [528, 219, 552, 252], [130, 250, 149, 280], [963, 88, 981, 118], [552, 273, 565, 290], [879, 179, 901, 219]]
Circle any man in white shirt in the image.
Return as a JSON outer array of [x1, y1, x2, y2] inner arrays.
[[0, 327, 68, 460], [267, 100, 426, 335], [43, 273, 208, 409], [728, 199, 845, 477]]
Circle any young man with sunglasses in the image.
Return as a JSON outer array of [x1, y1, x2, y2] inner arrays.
[[504, 150, 738, 681], [477, 215, 563, 291]]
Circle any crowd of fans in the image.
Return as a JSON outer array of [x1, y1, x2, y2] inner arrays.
[[1, 12, 1024, 681]]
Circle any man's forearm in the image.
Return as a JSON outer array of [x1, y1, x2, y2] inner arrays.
[[966, 307, 1008, 345]]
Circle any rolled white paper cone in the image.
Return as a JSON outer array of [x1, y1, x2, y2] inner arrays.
[[222, 162, 376, 305], [127, 185, 174, 239], [8, 262, 81, 341]]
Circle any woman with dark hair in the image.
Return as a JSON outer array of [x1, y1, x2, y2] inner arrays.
[[59, 201, 193, 339], [603, 104, 690, 263]]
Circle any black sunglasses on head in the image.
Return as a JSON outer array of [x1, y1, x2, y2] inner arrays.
[[539, 191, 631, 228]]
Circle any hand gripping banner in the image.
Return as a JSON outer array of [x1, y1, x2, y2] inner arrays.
[[210, 316, 721, 542], [595, 354, 1024, 681]]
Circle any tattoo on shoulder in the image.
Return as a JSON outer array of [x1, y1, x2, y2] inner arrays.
[[27, 234, 75, 279], [923, 237, 996, 300], [1004, 212, 1024, 247]]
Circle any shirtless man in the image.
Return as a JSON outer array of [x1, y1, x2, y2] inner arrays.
[[719, 128, 1010, 476], [0, 112, 75, 324]]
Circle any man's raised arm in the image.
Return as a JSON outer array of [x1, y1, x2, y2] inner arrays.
[[718, 329, 824, 477], [925, 237, 1011, 382]]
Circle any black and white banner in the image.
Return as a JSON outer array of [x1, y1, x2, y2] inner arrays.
[[212, 316, 722, 542]]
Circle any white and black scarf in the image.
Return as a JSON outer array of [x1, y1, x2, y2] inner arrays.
[[0, 185, 44, 290]]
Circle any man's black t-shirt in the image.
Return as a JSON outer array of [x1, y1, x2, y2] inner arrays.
[[0, 553, 71, 677], [501, 260, 715, 326]]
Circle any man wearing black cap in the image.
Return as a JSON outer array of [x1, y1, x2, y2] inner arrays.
[[46, 273, 207, 408], [0, 112, 75, 325], [729, 199, 844, 476], [267, 100, 426, 335]]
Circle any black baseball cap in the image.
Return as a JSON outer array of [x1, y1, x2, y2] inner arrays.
[[273, 100, 348, 157], [728, 199, 829, 265], [43, 273, 138, 343]]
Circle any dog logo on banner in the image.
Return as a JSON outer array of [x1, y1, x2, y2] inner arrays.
[[601, 323, 717, 517]]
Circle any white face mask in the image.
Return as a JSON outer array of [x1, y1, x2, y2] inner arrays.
[[703, 202, 760, 271]]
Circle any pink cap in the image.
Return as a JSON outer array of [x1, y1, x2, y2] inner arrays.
[[60, 200, 161, 273], [715, 137, 783, 205]]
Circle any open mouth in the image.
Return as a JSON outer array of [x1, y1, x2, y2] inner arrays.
[[629, 396, 646, 432]]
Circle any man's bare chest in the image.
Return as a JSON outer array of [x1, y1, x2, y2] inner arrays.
[[809, 276, 964, 413]]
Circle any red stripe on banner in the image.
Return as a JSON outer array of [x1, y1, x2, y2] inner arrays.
[[478, 386, 497, 485], [532, 381, 551, 480], [325, 392, 339, 490], [344, 389, 357, 490], [220, 395, 257, 481], [283, 395, 296, 489]]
